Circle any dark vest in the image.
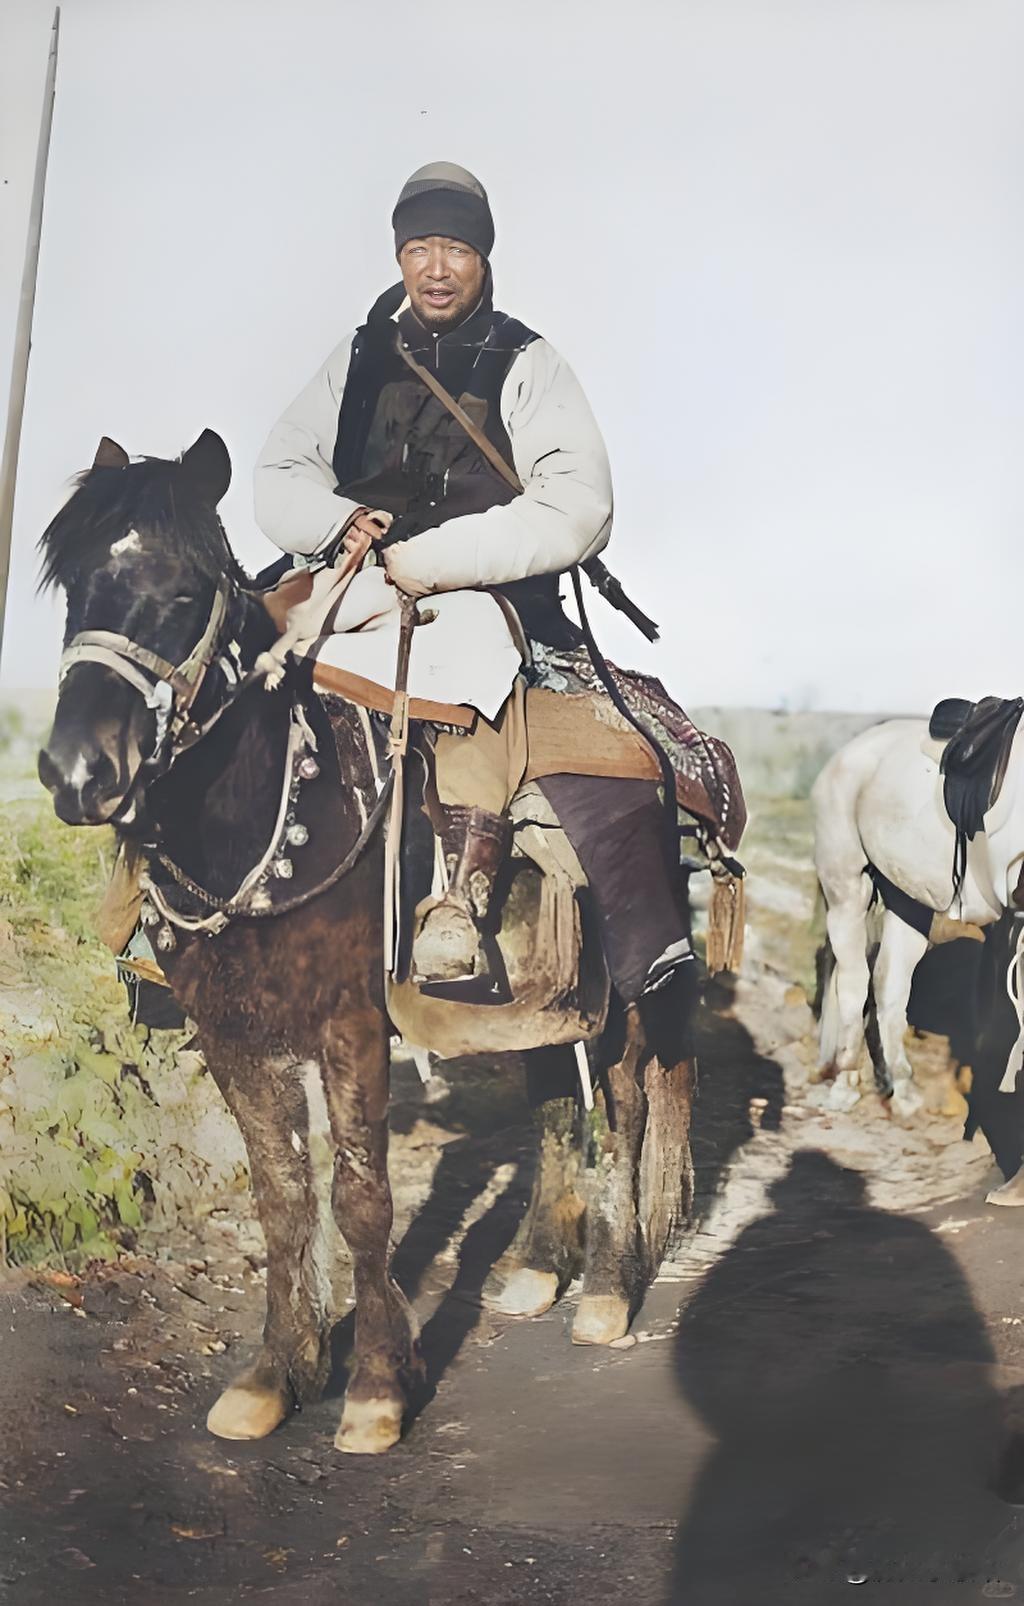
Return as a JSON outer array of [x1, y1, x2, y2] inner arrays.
[[331, 281, 582, 648]]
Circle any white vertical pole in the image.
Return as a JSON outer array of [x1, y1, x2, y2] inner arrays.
[[0, 8, 60, 670]]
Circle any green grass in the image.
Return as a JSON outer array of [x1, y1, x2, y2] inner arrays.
[[740, 795, 822, 996], [0, 798, 114, 944], [0, 795, 208, 1266]]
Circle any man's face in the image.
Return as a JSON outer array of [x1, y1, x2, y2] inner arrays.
[[398, 236, 486, 330]]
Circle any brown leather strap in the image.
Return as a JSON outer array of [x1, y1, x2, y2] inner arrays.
[[395, 336, 524, 493], [395, 331, 662, 647]]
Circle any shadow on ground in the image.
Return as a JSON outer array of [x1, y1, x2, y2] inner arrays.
[[669, 1147, 1017, 1605], [690, 975, 785, 1221]]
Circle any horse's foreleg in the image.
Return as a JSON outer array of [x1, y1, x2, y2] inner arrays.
[[483, 1046, 585, 1317], [873, 910, 929, 1115], [323, 1014, 422, 1455], [820, 875, 873, 1107], [204, 1050, 337, 1441], [573, 1006, 650, 1346]]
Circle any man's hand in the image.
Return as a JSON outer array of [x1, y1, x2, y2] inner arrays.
[[340, 508, 393, 564], [381, 539, 434, 598]]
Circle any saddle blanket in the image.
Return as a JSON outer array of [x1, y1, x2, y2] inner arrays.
[[276, 566, 745, 851]]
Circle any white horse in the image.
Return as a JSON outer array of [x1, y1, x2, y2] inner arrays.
[[812, 715, 1024, 1118]]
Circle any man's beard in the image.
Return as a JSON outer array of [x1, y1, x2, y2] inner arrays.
[[415, 298, 467, 331]]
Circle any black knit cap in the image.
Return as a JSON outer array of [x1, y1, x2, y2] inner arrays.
[[392, 162, 495, 261]]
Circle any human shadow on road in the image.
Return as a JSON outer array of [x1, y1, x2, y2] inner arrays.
[[669, 1150, 1011, 1606]]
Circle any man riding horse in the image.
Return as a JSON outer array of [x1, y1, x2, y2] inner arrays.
[[35, 166, 744, 1446], [254, 161, 696, 1014]]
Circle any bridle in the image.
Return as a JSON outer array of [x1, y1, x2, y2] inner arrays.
[[57, 574, 235, 766], [56, 561, 397, 943]]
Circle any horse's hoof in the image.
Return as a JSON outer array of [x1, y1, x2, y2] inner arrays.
[[571, 1294, 630, 1346], [987, 1169, 1024, 1208], [206, 1382, 291, 1441], [334, 1395, 404, 1455], [890, 1078, 925, 1120], [824, 1079, 862, 1114], [484, 1267, 560, 1318]]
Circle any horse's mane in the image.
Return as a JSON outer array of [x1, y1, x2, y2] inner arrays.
[[37, 456, 248, 593]]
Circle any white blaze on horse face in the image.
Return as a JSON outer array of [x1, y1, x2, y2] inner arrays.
[[109, 529, 143, 570], [68, 753, 90, 798]]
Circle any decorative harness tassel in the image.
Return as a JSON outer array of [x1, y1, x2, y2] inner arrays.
[[706, 869, 745, 978]]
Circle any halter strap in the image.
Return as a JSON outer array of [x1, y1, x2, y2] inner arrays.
[[59, 576, 232, 739]]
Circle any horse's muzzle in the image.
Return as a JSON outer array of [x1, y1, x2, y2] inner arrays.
[[39, 662, 154, 825], [38, 739, 128, 825]]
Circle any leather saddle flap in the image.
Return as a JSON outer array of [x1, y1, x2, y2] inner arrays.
[[940, 694, 1024, 841], [929, 697, 976, 742]]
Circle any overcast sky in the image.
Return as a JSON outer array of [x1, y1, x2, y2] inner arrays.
[[2, 0, 1021, 711]]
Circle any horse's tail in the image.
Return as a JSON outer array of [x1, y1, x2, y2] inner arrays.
[[810, 880, 831, 1022]]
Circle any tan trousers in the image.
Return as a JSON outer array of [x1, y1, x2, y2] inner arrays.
[[432, 679, 528, 814]]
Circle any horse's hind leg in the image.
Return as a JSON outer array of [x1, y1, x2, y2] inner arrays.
[[205, 1049, 337, 1441], [483, 1045, 585, 1317], [322, 1012, 423, 1456], [873, 909, 929, 1116], [572, 1005, 651, 1346], [638, 1047, 696, 1273]]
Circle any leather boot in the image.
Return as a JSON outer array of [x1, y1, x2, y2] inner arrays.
[[413, 806, 512, 987]]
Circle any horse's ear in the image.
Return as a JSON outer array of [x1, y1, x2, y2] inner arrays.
[[93, 436, 129, 469], [180, 429, 232, 506]]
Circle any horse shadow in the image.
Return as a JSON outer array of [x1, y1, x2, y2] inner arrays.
[[329, 975, 785, 1404], [668, 1149, 1014, 1605], [688, 974, 786, 1224], [326, 1052, 534, 1402], [391, 1068, 534, 1399]]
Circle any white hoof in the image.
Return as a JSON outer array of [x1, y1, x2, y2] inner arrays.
[[206, 1383, 290, 1441], [486, 1267, 560, 1318], [987, 1169, 1024, 1208], [571, 1294, 630, 1347], [890, 1077, 925, 1119], [824, 1076, 863, 1114], [335, 1395, 404, 1455]]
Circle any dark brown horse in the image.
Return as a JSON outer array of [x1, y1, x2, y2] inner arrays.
[[37, 430, 697, 1453]]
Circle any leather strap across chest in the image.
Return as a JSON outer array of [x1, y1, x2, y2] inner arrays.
[[395, 336, 524, 493]]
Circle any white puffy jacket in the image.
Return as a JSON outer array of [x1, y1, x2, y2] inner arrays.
[[253, 329, 613, 596]]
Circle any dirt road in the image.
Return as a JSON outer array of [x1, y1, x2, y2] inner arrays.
[[4, 977, 1024, 1606]]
